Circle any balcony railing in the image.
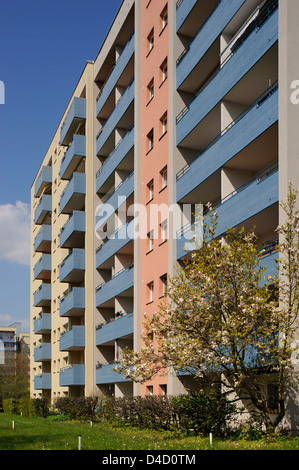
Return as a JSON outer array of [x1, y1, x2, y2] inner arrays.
[[176, 0, 278, 124], [176, 80, 278, 180]]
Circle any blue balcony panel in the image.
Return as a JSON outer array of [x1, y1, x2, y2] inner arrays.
[[60, 249, 85, 283], [176, 7, 278, 145], [60, 97, 86, 146], [176, 84, 278, 203], [34, 225, 52, 253], [34, 195, 52, 225], [59, 364, 85, 387], [177, 0, 246, 87], [96, 265, 134, 308], [96, 313, 133, 346], [60, 211, 86, 249], [34, 343, 51, 362], [60, 172, 86, 215], [215, 166, 278, 237], [96, 171, 134, 231], [34, 283, 51, 308], [96, 33, 135, 118], [34, 166, 52, 198], [96, 221, 134, 269], [34, 314, 51, 335], [259, 249, 278, 285], [96, 362, 131, 385], [96, 126, 134, 194], [34, 373, 51, 390], [60, 135, 86, 180], [34, 254, 51, 281], [176, 0, 199, 32], [60, 326, 85, 352], [96, 80, 135, 157], [177, 166, 278, 260], [60, 288, 85, 317]]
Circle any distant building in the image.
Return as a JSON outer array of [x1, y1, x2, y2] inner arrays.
[[0, 324, 30, 379]]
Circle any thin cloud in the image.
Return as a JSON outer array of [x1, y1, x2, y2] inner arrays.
[[0, 201, 30, 266]]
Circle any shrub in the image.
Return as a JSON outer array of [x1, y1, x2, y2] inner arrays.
[[54, 396, 98, 421], [3, 398, 19, 415], [3, 397, 49, 417], [97, 392, 236, 436]]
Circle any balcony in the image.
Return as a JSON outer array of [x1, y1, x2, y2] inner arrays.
[[34, 343, 51, 362], [59, 249, 85, 283], [96, 221, 134, 269], [34, 254, 51, 281], [96, 33, 135, 117], [34, 314, 51, 335], [34, 225, 51, 253], [96, 125, 134, 194], [60, 211, 85, 249], [259, 242, 279, 284], [176, 82, 278, 203], [96, 264, 134, 308], [60, 172, 86, 214], [34, 195, 52, 225], [96, 171, 134, 231], [34, 166, 52, 197], [59, 364, 85, 387], [177, 163, 279, 259], [34, 373, 51, 390], [60, 135, 86, 180], [96, 313, 133, 346], [60, 287, 85, 317], [96, 79, 135, 157], [176, 3, 278, 145], [96, 362, 131, 385], [34, 283, 51, 308], [59, 326, 85, 351], [60, 97, 86, 146]]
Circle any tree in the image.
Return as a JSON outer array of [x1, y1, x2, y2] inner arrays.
[[116, 186, 299, 433]]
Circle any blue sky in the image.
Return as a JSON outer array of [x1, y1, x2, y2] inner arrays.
[[0, 0, 122, 332]]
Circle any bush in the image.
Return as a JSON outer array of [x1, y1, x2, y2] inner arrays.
[[3, 397, 50, 417], [97, 392, 236, 436], [3, 398, 19, 415], [54, 396, 98, 421]]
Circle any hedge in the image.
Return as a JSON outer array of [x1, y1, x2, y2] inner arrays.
[[3, 397, 49, 417]]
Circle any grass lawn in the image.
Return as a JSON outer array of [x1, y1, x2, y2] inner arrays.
[[0, 414, 299, 451]]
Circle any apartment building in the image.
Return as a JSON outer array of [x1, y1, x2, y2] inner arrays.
[[0, 324, 30, 380], [30, 0, 299, 419]]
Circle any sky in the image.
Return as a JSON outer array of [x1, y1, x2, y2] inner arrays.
[[0, 0, 123, 332]]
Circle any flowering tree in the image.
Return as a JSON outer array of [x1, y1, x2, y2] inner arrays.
[[117, 186, 299, 432]]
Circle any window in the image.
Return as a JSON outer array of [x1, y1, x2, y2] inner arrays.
[[160, 112, 167, 138], [160, 58, 168, 85], [160, 5, 168, 32], [147, 79, 154, 103], [160, 274, 167, 297], [147, 29, 154, 55], [147, 129, 154, 153], [147, 180, 154, 202], [160, 384, 167, 396], [160, 219, 168, 243], [161, 168, 167, 189], [147, 281, 154, 303], [147, 230, 154, 252], [147, 385, 153, 396]]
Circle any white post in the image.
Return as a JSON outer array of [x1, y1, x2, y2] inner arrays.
[[12, 420, 15, 430], [78, 435, 81, 450], [209, 432, 213, 447]]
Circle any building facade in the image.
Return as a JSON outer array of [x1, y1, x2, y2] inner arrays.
[[30, 0, 299, 419]]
